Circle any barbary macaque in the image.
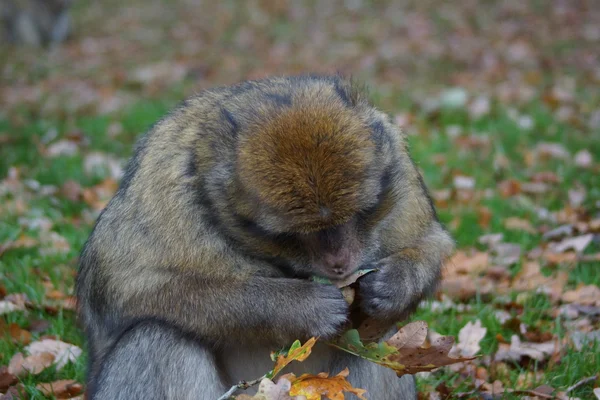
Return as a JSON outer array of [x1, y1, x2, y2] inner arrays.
[[76, 75, 454, 399]]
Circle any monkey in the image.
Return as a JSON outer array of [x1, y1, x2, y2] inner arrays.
[[76, 75, 455, 400], [1, 0, 72, 47]]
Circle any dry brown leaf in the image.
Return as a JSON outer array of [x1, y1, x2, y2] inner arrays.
[[443, 250, 489, 276], [36, 380, 84, 399], [8, 323, 32, 345], [7, 352, 55, 377], [0, 383, 28, 400], [542, 251, 578, 265], [60, 180, 82, 202], [503, 217, 537, 234], [387, 321, 428, 349], [512, 261, 568, 301], [494, 335, 558, 362], [562, 285, 600, 307], [0, 367, 18, 392], [498, 180, 522, 197], [440, 275, 478, 301]]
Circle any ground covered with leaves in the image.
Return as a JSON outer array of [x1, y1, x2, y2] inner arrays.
[[1, 0, 599, 399]]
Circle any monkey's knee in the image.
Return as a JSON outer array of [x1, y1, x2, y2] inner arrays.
[[89, 320, 226, 400]]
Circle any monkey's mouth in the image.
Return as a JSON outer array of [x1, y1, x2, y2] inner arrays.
[[314, 265, 358, 281]]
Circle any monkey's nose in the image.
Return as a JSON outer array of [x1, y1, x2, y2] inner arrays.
[[332, 265, 345, 275], [324, 251, 351, 275]]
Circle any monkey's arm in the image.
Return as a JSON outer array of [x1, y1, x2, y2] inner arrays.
[[113, 270, 348, 346], [359, 175, 455, 323]]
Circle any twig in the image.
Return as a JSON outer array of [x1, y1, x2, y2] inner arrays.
[[217, 374, 268, 400], [564, 374, 598, 394]]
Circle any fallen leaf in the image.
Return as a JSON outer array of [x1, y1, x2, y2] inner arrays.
[[8, 323, 32, 345], [440, 275, 478, 301], [46, 140, 79, 157], [468, 96, 490, 118], [453, 175, 475, 190], [25, 339, 83, 370], [36, 380, 84, 399], [440, 88, 468, 109], [443, 250, 489, 276], [0, 301, 25, 315], [286, 368, 367, 400], [28, 319, 51, 334], [478, 233, 504, 247], [492, 243, 522, 266], [0, 383, 28, 400], [83, 152, 124, 180], [534, 142, 570, 160], [570, 330, 600, 351], [562, 285, 600, 306], [568, 187, 587, 207], [0, 367, 18, 392], [574, 150, 593, 168], [503, 217, 536, 234], [542, 225, 574, 241], [450, 320, 487, 358], [8, 352, 55, 377], [60, 180, 82, 202], [39, 231, 71, 255], [494, 335, 558, 362], [498, 180, 522, 197], [512, 261, 568, 301]]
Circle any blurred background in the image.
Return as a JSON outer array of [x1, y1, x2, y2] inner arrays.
[[1, 0, 599, 398]]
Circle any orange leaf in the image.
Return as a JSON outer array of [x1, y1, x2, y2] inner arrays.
[[36, 379, 84, 399], [272, 337, 317, 377], [288, 368, 367, 400]]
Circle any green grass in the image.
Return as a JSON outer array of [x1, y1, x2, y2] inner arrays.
[[1, 82, 599, 399]]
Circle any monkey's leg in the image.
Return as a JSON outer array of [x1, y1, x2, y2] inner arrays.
[[330, 351, 417, 400], [89, 320, 226, 400]]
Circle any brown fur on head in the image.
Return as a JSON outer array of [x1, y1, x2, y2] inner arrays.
[[237, 93, 376, 233]]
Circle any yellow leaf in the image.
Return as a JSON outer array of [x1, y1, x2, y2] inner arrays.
[[288, 368, 367, 400], [272, 337, 317, 377]]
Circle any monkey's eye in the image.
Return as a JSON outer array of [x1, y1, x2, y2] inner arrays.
[[234, 214, 295, 241]]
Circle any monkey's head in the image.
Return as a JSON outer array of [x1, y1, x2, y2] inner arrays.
[[221, 81, 400, 280]]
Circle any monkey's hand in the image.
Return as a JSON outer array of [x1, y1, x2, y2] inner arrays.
[[358, 249, 441, 323], [304, 282, 350, 339]]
